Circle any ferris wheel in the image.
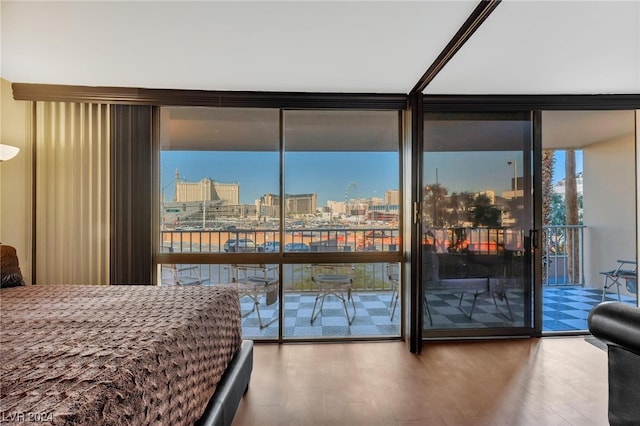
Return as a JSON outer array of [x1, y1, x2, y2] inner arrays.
[[344, 182, 360, 221]]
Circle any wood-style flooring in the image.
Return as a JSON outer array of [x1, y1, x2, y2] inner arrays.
[[232, 337, 609, 426]]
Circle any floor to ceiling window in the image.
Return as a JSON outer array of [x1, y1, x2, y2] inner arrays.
[[540, 110, 638, 333], [158, 106, 282, 339], [157, 106, 402, 341], [418, 108, 638, 339], [421, 112, 534, 338], [281, 110, 401, 339]]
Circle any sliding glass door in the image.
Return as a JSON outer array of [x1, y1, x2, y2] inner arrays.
[[540, 110, 638, 333], [157, 106, 403, 341], [422, 112, 534, 337]]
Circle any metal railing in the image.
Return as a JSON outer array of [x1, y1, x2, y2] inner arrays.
[[159, 227, 401, 291], [542, 225, 586, 286], [424, 227, 524, 254], [160, 227, 401, 253], [160, 225, 587, 290], [160, 262, 397, 292]]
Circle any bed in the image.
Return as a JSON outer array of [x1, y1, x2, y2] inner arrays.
[[0, 284, 253, 426]]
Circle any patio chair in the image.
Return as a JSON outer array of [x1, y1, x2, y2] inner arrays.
[[422, 249, 490, 322], [600, 259, 637, 302], [160, 246, 209, 286], [489, 277, 522, 320], [310, 263, 356, 325], [387, 263, 400, 320], [231, 264, 279, 328], [162, 264, 209, 286]]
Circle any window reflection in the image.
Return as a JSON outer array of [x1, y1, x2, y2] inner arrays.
[[422, 112, 531, 331]]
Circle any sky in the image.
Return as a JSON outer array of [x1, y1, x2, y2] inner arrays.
[[161, 151, 399, 205], [424, 151, 521, 194], [423, 150, 583, 194], [161, 149, 582, 205], [552, 150, 583, 184]]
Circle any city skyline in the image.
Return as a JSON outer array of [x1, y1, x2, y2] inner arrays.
[[161, 150, 582, 206], [161, 151, 399, 206]]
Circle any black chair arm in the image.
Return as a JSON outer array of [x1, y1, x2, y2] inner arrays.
[[588, 302, 640, 356]]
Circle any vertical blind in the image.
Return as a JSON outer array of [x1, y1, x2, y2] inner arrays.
[[35, 102, 110, 285]]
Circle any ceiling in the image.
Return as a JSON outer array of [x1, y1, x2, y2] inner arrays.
[[1, 1, 639, 95], [1, 1, 637, 152], [541, 110, 636, 149]]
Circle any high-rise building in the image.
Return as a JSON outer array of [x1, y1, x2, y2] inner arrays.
[[262, 193, 317, 215], [384, 189, 399, 205], [174, 171, 239, 205], [327, 200, 347, 215]]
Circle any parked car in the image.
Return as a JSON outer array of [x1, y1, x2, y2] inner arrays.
[[223, 239, 236, 252], [223, 238, 257, 252], [284, 242, 310, 252], [260, 241, 280, 253]]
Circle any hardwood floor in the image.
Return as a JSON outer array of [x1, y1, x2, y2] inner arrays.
[[232, 337, 609, 426]]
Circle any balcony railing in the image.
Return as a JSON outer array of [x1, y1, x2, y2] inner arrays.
[[160, 227, 401, 291], [160, 225, 586, 289], [160, 262, 397, 292], [160, 227, 401, 254], [542, 224, 586, 286]]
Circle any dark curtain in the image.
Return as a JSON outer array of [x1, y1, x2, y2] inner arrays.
[[110, 105, 154, 285]]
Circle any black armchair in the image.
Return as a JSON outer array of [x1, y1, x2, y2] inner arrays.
[[588, 302, 640, 426]]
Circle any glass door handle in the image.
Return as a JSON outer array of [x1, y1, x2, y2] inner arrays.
[[529, 229, 539, 250]]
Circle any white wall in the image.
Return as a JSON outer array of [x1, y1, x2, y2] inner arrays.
[[0, 78, 33, 283], [583, 132, 636, 298]]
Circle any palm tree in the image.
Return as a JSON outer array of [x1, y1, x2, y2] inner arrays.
[[541, 149, 555, 282], [542, 150, 555, 225], [423, 183, 448, 227], [472, 194, 501, 227], [446, 191, 474, 226], [565, 150, 579, 283]]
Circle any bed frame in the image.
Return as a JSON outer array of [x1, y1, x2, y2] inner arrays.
[[197, 340, 254, 426]]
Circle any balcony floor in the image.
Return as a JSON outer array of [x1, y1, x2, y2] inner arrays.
[[239, 286, 637, 338], [240, 291, 400, 339], [542, 286, 636, 332]]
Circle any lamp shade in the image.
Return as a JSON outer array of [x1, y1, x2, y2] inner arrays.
[[0, 144, 20, 162]]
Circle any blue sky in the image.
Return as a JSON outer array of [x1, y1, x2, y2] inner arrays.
[[553, 150, 583, 184], [424, 151, 522, 194], [162, 150, 582, 205], [161, 151, 399, 205]]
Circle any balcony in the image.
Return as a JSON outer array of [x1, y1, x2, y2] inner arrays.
[[159, 225, 636, 337]]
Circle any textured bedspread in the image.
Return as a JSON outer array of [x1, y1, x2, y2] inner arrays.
[[0, 285, 242, 425]]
